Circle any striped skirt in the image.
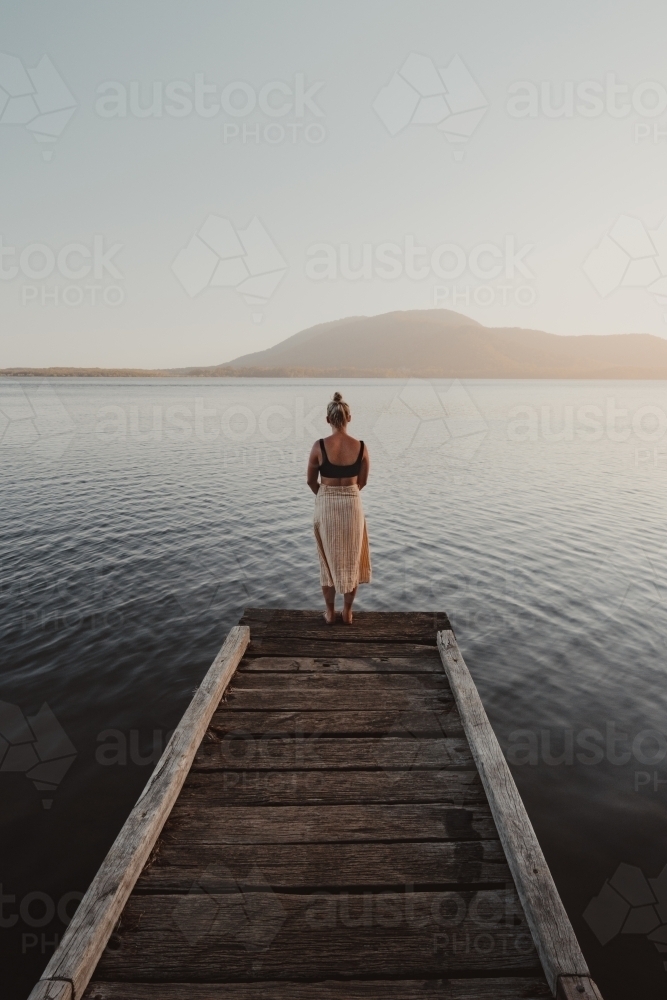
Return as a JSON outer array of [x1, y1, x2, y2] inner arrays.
[[313, 484, 372, 594]]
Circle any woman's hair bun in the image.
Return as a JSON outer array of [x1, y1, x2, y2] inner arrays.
[[326, 391, 351, 428]]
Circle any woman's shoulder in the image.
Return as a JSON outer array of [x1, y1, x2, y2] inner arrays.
[[323, 432, 362, 445], [312, 433, 367, 451]]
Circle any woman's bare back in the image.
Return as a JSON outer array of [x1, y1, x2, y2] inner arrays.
[[307, 429, 371, 491], [320, 432, 362, 465]]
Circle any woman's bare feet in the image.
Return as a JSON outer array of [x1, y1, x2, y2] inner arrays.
[[323, 607, 335, 624], [341, 606, 353, 625]]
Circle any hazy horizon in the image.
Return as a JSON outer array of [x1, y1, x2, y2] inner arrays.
[[6, 306, 667, 378], [4, 0, 667, 369]]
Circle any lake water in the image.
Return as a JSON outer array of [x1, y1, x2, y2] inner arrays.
[[1, 376, 666, 999]]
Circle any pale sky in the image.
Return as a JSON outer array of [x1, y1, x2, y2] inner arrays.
[[3, 0, 667, 367]]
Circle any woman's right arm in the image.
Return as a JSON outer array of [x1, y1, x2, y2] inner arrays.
[[306, 441, 321, 495]]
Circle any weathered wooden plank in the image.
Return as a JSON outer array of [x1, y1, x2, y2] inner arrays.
[[241, 608, 450, 639], [164, 803, 497, 843], [209, 708, 465, 738], [223, 691, 452, 711], [557, 976, 604, 1000], [223, 691, 451, 711], [193, 736, 473, 771], [136, 840, 512, 892], [223, 673, 451, 711], [238, 654, 443, 673], [93, 889, 539, 980], [242, 613, 445, 646], [28, 627, 250, 1000], [246, 640, 441, 659], [84, 977, 553, 999], [247, 626, 442, 645], [438, 630, 591, 995], [179, 768, 485, 806], [222, 673, 450, 712], [229, 673, 449, 693]]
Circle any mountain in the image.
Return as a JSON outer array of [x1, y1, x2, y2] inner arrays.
[[4, 310, 667, 378], [224, 309, 667, 379]]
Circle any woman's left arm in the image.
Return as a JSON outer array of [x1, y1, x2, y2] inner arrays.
[[357, 446, 370, 490]]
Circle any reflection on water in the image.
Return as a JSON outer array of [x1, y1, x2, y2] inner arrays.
[[1, 376, 666, 999]]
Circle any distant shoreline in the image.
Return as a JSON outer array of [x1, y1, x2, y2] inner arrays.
[[6, 309, 667, 379], [2, 366, 667, 379]]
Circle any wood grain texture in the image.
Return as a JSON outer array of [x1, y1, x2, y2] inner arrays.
[[238, 654, 443, 673], [437, 630, 591, 994], [229, 672, 450, 692], [192, 736, 473, 771], [245, 640, 443, 658], [27, 627, 250, 1000], [222, 690, 452, 711], [222, 673, 452, 711], [163, 802, 497, 844], [557, 976, 604, 1000], [136, 840, 512, 892], [84, 977, 552, 999], [209, 707, 465, 739], [28, 983, 72, 1000], [240, 609, 450, 646], [93, 889, 540, 980], [178, 768, 485, 806]]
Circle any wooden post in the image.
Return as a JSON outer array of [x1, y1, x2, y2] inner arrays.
[[557, 975, 605, 999], [27, 625, 249, 1000], [26, 983, 72, 1000], [438, 629, 602, 998]]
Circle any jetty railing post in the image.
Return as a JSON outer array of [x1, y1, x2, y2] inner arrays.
[[26, 983, 73, 1000], [437, 628, 603, 999], [556, 976, 605, 999], [27, 625, 250, 1000]]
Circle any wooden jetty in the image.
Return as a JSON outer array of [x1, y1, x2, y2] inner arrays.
[[29, 610, 603, 1000]]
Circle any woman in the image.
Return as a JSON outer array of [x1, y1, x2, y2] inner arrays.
[[307, 392, 371, 624]]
